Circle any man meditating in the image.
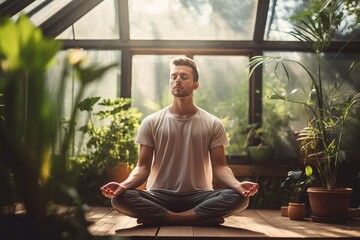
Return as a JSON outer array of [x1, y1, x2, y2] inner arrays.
[[100, 57, 259, 226]]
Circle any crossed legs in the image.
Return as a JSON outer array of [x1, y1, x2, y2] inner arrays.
[[111, 189, 249, 226]]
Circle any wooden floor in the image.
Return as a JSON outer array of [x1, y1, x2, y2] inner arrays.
[[87, 207, 360, 239]]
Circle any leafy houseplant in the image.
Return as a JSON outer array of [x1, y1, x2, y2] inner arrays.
[[244, 76, 295, 164], [68, 97, 142, 206], [281, 167, 314, 204], [0, 15, 116, 238], [77, 97, 141, 169], [280, 167, 313, 220], [244, 123, 275, 164], [250, 0, 360, 189], [249, 0, 360, 222]]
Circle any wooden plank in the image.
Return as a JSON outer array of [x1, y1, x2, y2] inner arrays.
[[87, 208, 118, 235], [86, 206, 113, 220], [157, 225, 194, 238], [114, 217, 159, 238], [225, 209, 277, 237], [107, 214, 135, 235], [193, 225, 267, 238], [88, 207, 159, 238], [116, 226, 159, 238], [252, 209, 306, 238], [254, 209, 360, 238], [92, 210, 124, 236]]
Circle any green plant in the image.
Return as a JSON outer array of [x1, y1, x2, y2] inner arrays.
[[248, 0, 360, 189], [243, 76, 295, 160], [67, 97, 142, 205], [77, 97, 142, 169], [281, 166, 314, 203], [244, 123, 272, 148], [0, 14, 116, 239]]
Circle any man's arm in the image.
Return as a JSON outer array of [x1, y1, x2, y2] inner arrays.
[[100, 144, 153, 198], [210, 146, 259, 197], [121, 144, 153, 189]]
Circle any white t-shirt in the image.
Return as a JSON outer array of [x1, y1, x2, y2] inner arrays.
[[135, 106, 229, 194]]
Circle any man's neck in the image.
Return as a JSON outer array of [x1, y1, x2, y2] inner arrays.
[[169, 98, 197, 119]]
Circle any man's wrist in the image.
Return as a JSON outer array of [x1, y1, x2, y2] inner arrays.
[[119, 183, 127, 190]]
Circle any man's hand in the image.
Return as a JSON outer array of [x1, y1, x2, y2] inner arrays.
[[100, 182, 127, 198], [237, 181, 259, 197]]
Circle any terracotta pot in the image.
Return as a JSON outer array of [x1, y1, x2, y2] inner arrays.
[[307, 187, 353, 223], [288, 203, 306, 220], [108, 162, 146, 190], [280, 206, 288, 217]]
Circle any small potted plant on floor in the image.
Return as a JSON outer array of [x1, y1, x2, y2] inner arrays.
[[281, 167, 313, 220]]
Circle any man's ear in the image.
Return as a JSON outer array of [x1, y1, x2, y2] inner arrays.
[[194, 82, 199, 90]]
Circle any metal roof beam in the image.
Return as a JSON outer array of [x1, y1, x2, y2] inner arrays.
[[253, 0, 270, 44], [0, 0, 35, 17], [40, 0, 104, 38], [61, 39, 360, 53]]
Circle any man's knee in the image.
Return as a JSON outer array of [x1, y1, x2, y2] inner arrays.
[[222, 189, 249, 212], [111, 190, 140, 217], [111, 190, 168, 221]]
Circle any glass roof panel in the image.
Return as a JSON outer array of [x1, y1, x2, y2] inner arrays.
[[57, 0, 119, 40], [265, 0, 360, 41], [128, 0, 258, 40], [12, 0, 73, 26], [333, 5, 360, 41], [265, 0, 309, 41]]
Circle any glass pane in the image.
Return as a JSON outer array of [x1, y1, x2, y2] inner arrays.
[[265, 0, 308, 41], [193, 56, 249, 156], [263, 51, 360, 160], [47, 50, 121, 154], [12, 0, 73, 26], [265, 0, 360, 41], [57, 0, 119, 39], [129, 0, 257, 40], [132, 55, 183, 117]]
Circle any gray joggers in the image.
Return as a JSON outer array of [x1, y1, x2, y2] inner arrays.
[[111, 189, 249, 222]]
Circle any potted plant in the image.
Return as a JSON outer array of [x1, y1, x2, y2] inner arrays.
[[0, 14, 116, 238], [244, 78, 295, 164], [244, 123, 275, 164], [248, 0, 360, 223], [281, 167, 313, 220], [68, 97, 143, 205]]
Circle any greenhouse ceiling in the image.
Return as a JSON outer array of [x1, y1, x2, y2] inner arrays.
[[0, 0, 359, 53]]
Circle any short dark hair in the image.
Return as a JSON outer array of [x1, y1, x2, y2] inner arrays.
[[170, 57, 199, 82]]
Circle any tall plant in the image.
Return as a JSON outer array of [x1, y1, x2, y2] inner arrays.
[[0, 15, 116, 238], [248, 0, 360, 189]]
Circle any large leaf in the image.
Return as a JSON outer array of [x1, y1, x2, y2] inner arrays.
[[77, 97, 101, 112]]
